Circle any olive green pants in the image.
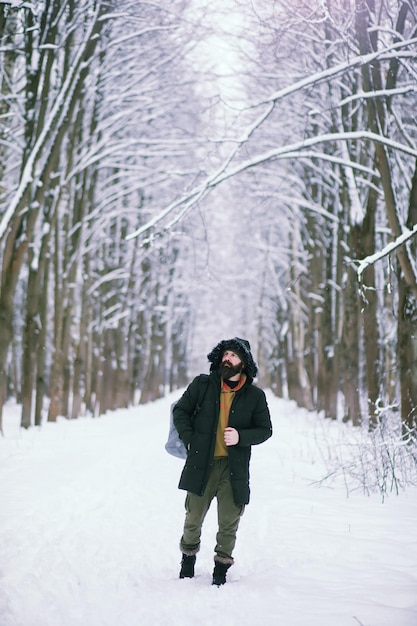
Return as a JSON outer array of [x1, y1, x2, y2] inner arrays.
[[180, 458, 245, 563]]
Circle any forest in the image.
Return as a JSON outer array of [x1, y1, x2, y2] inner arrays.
[[0, 0, 416, 463]]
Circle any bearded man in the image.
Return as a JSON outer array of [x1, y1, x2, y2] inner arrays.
[[173, 337, 272, 586]]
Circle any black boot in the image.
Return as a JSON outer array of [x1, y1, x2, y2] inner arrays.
[[179, 554, 196, 579], [212, 561, 231, 586]]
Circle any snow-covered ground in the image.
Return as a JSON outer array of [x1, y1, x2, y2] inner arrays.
[[1, 391, 416, 626]]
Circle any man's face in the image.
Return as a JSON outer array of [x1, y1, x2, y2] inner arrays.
[[219, 350, 243, 379]]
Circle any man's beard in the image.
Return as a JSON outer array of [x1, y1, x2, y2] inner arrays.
[[219, 360, 243, 380]]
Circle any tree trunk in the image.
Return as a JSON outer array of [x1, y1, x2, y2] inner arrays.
[[20, 263, 40, 429], [35, 252, 50, 427], [71, 282, 88, 418], [398, 161, 417, 433], [140, 316, 166, 404], [48, 216, 65, 422], [359, 179, 380, 428], [356, 0, 417, 430], [341, 225, 361, 425], [397, 282, 417, 433], [288, 231, 313, 410]]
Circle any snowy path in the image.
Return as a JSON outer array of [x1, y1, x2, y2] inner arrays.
[[1, 392, 416, 626]]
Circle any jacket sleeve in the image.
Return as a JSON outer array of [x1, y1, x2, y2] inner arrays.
[[172, 376, 201, 448], [237, 388, 272, 447]]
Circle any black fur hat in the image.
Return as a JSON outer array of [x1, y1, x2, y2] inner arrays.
[[207, 337, 258, 383]]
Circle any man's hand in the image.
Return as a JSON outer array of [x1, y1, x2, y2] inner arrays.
[[224, 427, 239, 446]]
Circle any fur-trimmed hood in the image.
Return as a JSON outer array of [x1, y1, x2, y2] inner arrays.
[[207, 337, 258, 383]]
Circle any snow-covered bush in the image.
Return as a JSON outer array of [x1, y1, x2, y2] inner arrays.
[[315, 414, 417, 499]]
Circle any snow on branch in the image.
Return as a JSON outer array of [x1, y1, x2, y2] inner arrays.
[[0, 5, 102, 242], [105, 26, 178, 49], [251, 37, 417, 109], [87, 268, 131, 296], [274, 194, 339, 223], [126, 130, 415, 240], [339, 85, 417, 107], [123, 32, 417, 243], [1, 1, 34, 8], [355, 224, 417, 282]]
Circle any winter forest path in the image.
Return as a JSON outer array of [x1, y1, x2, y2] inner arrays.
[[0, 391, 416, 626]]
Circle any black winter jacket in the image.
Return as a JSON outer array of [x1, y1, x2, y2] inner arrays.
[[173, 371, 272, 506]]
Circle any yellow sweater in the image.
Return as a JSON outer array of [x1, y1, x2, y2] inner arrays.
[[214, 374, 247, 457]]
